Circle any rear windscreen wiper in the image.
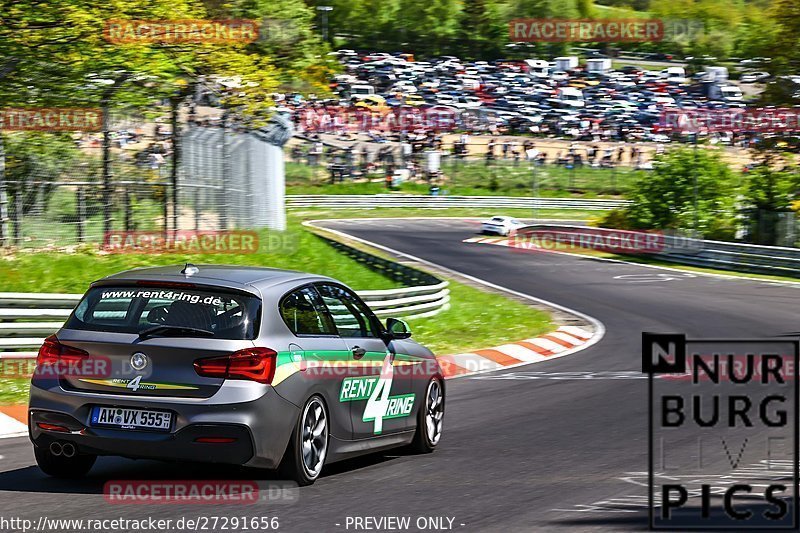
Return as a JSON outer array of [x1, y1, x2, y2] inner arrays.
[[138, 325, 215, 339]]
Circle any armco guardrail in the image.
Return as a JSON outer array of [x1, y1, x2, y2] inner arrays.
[[0, 230, 451, 359], [0, 285, 449, 359], [523, 224, 800, 278], [287, 194, 628, 210]]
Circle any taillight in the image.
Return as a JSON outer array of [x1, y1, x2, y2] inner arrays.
[[37, 422, 69, 433], [37, 335, 89, 366], [194, 348, 277, 385]]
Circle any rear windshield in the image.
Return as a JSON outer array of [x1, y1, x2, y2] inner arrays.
[[64, 285, 261, 340]]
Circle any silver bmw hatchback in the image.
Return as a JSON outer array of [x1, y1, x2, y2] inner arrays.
[[29, 264, 445, 485]]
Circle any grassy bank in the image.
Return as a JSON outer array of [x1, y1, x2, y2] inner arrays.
[[0, 221, 401, 294], [286, 161, 638, 198], [0, 375, 29, 405], [0, 284, 552, 406], [0, 210, 557, 404], [289, 207, 597, 221]]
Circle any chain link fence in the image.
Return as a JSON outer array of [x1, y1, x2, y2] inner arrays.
[[181, 125, 286, 233], [287, 137, 645, 195], [0, 113, 172, 248], [0, 110, 288, 249]]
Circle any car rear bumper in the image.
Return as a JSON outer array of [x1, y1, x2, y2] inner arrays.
[[481, 225, 507, 235], [29, 383, 301, 469], [30, 410, 256, 465]]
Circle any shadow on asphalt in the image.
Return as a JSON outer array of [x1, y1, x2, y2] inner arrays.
[[0, 452, 400, 495], [548, 512, 647, 530], [550, 501, 795, 531]]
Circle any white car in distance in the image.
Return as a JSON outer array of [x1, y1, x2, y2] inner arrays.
[[480, 216, 526, 236]]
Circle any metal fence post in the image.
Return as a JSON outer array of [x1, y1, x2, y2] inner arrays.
[[0, 135, 7, 247], [162, 183, 169, 239], [221, 115, 230, 230], [76, 187, 86, 243], [12, 187, 22, 244], [188, 126, 201, 231], [245, 134, 254, 227], [123, 185, 132, 231], [102, 101, 112, 237], [170, 96, 180, 234], [194, 185, 200, 231]]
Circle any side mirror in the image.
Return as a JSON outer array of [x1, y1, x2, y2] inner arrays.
[[386, 318, 412, 340]]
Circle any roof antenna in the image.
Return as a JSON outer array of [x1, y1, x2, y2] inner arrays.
[[181, 263, 199, 277]]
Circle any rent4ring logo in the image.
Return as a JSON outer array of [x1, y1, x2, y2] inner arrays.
[[643, 333, 798, 529]]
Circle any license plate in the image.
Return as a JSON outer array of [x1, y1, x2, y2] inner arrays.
[[90, 406, 172, 431]]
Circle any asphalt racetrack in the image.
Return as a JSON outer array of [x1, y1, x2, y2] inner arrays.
[[1, 218, 798, 532]]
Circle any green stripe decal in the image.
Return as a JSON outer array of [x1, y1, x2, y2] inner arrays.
[[339, 376, 378, 402]]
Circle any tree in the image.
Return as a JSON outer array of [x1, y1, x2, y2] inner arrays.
[[511, 0, 578, 19], [576, 0, 595, 18], [212, 0, 335, 94], [602, 148, 737, 239], [0, 0, 323, 242], [737, 149, 800, 244], [765, 0, 800, 76], [0, 0, 203, 242], [458, 0, 505, 60]]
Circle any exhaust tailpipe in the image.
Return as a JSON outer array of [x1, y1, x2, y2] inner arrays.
[[61, 442, 76, 458], [49, 441, 63, 456]]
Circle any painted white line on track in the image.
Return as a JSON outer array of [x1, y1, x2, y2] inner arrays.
[[527, 337, 568, 353], [305, 219, 607, 378], [548, 331, 587, 345], [0, 413, 27, 439], [558, 325, 592, 340], [493, 344, 549, 363], [464, 224, 800, 288], [448, 353, 504, 372]]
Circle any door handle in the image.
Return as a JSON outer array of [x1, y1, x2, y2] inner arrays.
[[351, 346, 366, 359]]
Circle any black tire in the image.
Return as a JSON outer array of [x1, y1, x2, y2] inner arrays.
[[279, 396, 329, 486], [410, 378, 444, 454], [34, 445, 96, 478]]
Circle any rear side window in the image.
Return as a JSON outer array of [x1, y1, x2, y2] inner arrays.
[[280, 286, 336, 336], [65, 285, 261, 340], [316, 283, 379, 338]]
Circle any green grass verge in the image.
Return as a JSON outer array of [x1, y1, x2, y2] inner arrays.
[[0, 219, 401, 294], [15, 188, 167, 248], [290, 207, 597, 221], [0, 275, 553, 405], [0, 373, 29, 406], [286, 161, 637, 198], [404, 279, 552, 355], [0, 209, 558, 404]]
